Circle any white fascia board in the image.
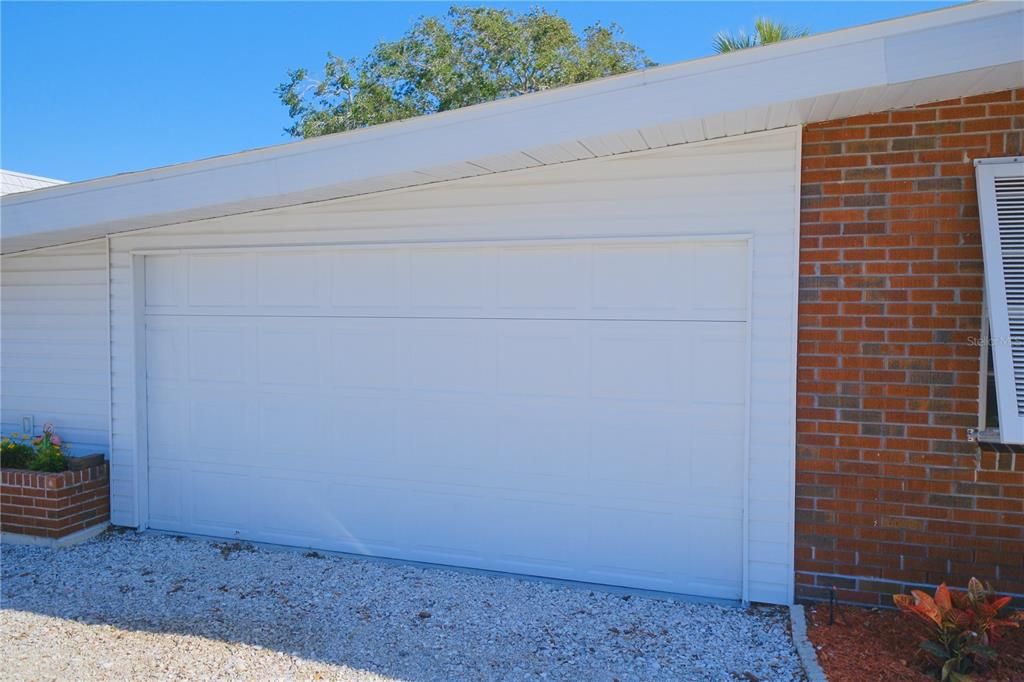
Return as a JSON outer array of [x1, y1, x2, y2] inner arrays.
[[2, 1, 1021, 254], [1, 170, 64, 184]]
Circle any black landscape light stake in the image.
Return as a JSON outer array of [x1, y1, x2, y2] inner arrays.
[[829, 585, 837, 625]]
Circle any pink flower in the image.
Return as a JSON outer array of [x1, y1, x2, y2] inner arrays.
[[50, 435, 61, 446]]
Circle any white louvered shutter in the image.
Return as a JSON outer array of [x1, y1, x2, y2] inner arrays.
[[977, 158, 1024, 443]]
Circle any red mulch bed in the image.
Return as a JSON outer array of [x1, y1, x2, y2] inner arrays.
[[804, 603, 1024, 682]]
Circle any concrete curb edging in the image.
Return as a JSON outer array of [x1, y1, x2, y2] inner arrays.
[[1, 522, 109, 548], [790, 604, 828, 682]]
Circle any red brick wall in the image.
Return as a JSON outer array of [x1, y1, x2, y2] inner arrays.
[[797, 89, 1024, 605], [1, 464, 110, 539]]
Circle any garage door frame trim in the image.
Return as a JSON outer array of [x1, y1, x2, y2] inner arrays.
[[128, 232, 756, 600]]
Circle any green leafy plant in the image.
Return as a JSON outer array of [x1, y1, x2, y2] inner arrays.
[[2, 424, 69, 472], [712, 17, 809, 53], [1, 432, 35, 469], [27, 424, 68, 472], [278, 5, 653, 138], [894, 578, 1023, 681]]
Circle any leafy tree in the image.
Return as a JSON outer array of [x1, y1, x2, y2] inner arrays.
[[712, 17, 809, 53], [278, 6, 653, 138]]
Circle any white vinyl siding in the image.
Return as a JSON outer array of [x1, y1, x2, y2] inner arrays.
[[977, 158, 1024, 443], [0, 240, 109, 455], [106, 127, 801, 604]]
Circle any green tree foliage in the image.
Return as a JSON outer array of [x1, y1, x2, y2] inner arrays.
[[278, 6, 653, 138], [712, 17, 809, 53]]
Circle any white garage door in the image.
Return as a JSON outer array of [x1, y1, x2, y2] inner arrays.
[[144, 238, 749, 599]]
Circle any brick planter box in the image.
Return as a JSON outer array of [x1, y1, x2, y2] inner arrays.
[[1, 462, 110, 541]]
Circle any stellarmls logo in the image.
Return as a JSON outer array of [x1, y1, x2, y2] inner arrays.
[[967, 336, 1024, 346]]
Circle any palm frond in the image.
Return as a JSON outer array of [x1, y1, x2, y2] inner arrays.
[[713, 18, 809, 54], [712, 30, 757, 54], [754, 17, 809, 44]]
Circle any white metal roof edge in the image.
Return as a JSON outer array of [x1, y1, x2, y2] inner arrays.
[[0, 169, 64, 184], [2, 1, 1022, 253], [2, 0, 1007, 202]]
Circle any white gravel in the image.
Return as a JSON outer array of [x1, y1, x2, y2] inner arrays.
[[1, 530, 805, 681]]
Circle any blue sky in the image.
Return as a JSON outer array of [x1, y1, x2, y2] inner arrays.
[[2, 1, 959, 182]]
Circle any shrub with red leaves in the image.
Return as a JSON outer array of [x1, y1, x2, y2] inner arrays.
[[894, 578, 1024, 681]]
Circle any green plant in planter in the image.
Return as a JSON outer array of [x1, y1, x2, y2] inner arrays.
[[27, 424, 68, 472], [894, 578, 1023, 681], [1, 432, 35, 469]]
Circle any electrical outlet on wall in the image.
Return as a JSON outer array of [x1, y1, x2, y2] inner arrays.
[[21, 416, 33, 434]]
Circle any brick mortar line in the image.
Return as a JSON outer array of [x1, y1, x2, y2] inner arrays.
[[795, 89, 1024, 603], [796, 571, 1024, 600]]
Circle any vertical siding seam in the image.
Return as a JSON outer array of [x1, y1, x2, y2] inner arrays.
[[742, 235, 755, 605], [106, 236, 113, 463], [130, 254, 141, 528], [787, 125, 804, 605]]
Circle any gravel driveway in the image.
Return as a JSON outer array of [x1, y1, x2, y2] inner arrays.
[[1, 531, 805, 681]]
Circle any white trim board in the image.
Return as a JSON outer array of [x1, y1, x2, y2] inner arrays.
[[976, 157, 1024, 443]]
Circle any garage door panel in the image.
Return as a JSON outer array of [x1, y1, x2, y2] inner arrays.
[[402, 325, 493, 394], [591, 244, 688, 315], [690, 241, 748, 318], [330, 249, 401, 310], [188, 326, 247, 383], [250, 475, 334, 541], [145, 323, 185, 379], [402, 402, 496, 480], [686, 577, 743, 602], [408, 247, 493, 312], [329, 324, 399, 390], [588, 407, 679, 484], [145, 255, 185, 307], [496, 245, 587, 313], [257, 399, 323, 451], [496, 330, 585, 398], [586, 505, 678, 589], [190, 466, 252, 532], [148, 462, 184, 527], [405, 490, 494, 563], [495, 410, 586, 480], [145, 240, 749, 322], [687, 514, 744, 594], [321, 482, 409, 554], [145, 238, 750, 598], [488, 497, 582, 571], [590, 332, 677, 402], [146, 393, 187, 452], [187, 254, 249, 307], [256, 253, 322, 307], [693, 331, 747, 404], [323, 398, 398, 466], [190, 396, 248, 454], [691, 431, 745, 496], [688, 402, 746, 436], [257, 327, 322, 386]]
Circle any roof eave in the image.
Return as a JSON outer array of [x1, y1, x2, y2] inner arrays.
[[3, 1, 1022, 254]]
